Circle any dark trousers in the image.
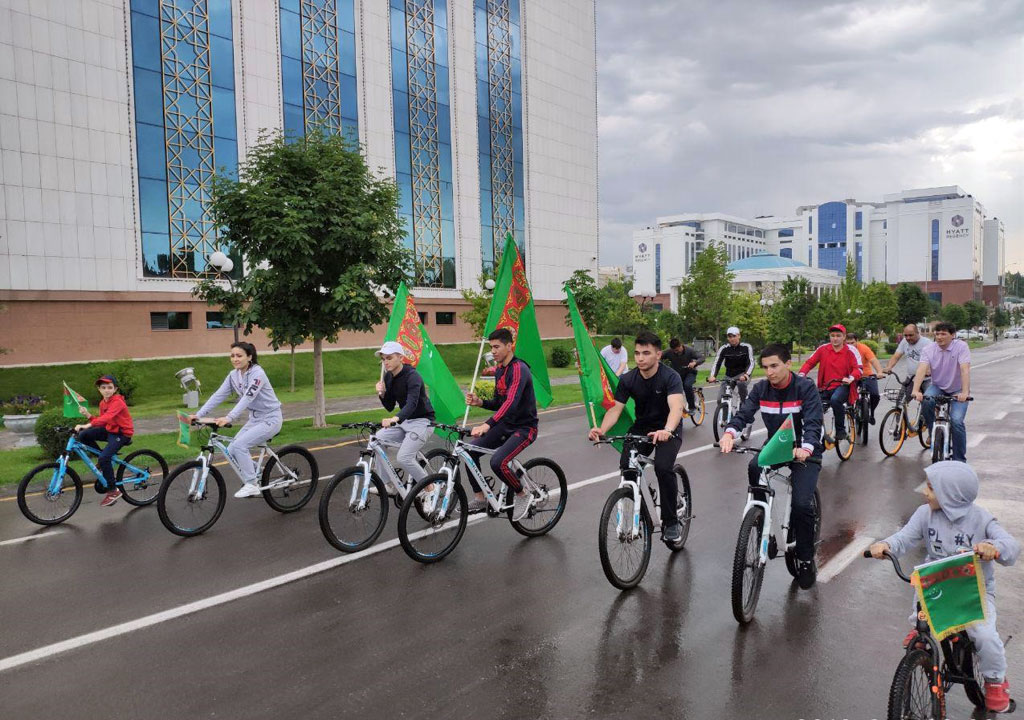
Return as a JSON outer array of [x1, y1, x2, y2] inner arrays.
[[827, 386, 848, 434], [681, 373, 697, 411], [466, 424, 537, 493], [860, 376, 880, 417], [78, 427, 132, 489], [748, 455, 820, 561], [620, 434, 683, 526]]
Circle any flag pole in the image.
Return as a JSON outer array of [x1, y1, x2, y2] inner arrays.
[[462, 336, 487, 425], [587, 401, 598, 430]]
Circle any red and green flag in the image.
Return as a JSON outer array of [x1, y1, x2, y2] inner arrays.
[[385, 282, 466, 425], [757, 417, 795, 466], [565, 286, 634, 449], [911, 551, 989, 640], [62, 382, 88, 419], [176, 411, 191, 449], [483, 234, 552, 407]]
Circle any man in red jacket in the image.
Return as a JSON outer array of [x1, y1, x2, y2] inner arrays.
[[74, 374, 135, 507], [798, 324, 862, 441]]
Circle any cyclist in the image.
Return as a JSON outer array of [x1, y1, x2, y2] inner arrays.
[[194, 341, 283, 498], [588, 330, 686, 542], [600, 337, 629, 376], [845, 331, 883, 423], [661, 337, 703, 414], [882, 323, 933, 381], [913, 321, 971, 462], [798, 323, 862, 441], [374, 340, 435, 495], [465, 328, 538, 521], [708, 326, 755, 407], [869, 462, 1019, 713], [74, 374, 135, 508], [719, 343, 824, 589]]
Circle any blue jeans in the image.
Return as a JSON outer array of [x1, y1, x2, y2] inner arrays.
[[78, 427, 132, 489], [921, 384, 969, 462], [826, 386, 848, 435]]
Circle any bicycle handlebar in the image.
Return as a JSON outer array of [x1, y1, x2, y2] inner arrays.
[[863, 549, 912, 583], [431, 422, 473, 437], [338, 421, 382, 431], [192, 419, 232, 429], [592, 431, 679, 446], [713, 443, 822, 465]]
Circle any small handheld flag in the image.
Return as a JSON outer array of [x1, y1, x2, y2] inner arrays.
[[911, 551, 989, 640], [62, 382, 88, 419], [757, 417, 795, 467], [176, 412, 191, 449]]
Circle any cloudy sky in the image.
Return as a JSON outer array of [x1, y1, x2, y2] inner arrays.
[[596, 0, 1024, 273]]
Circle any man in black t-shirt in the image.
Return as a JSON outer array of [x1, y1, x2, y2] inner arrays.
[[589, 331, 686, 541], [661, 337, 703, 413]]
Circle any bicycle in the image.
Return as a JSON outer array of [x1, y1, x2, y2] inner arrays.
[[396, 423, 567, 564], [878, 372, 930, 457], [853, 380, 871, 447], [725, 444, 822, 624], [685, 385, 706, 427], [18, 427, 168, 525], [594, 433, 693, 590], [318, 422, 452, 552], [709, 378, 751, 443], [925, 394, 973, 464], [818, 378, 856, 461], [865, 549, 1016, 719], [156, 420, 318, 537]]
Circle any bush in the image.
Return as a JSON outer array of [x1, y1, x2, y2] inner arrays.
[[35, 407, 75, 459], [550, 346, 573, 368], [474, 379, 496, 401], [861, 338, 879, 355], [87, 359, 140, 405], [1, 395, 49, 415], [884, 342, 899, 355]]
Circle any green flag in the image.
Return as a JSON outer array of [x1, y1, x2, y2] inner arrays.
[[482, 234, 552, 408], [176, 411, 191, 449], [62, 382, 88, 419], [565, 286, 634, 450], [912, 551, 989, 640], [384, 282, 467, 425], [757, 417, 795, 466]]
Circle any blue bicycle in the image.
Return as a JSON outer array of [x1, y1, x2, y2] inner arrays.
[[17, 427, 169, 525]]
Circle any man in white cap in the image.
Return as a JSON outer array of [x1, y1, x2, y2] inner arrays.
[[708, 326, 756, 407], [375, 341, 435, 493]]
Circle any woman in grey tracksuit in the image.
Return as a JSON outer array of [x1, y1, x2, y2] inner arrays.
[[195, 342, 284, 498]]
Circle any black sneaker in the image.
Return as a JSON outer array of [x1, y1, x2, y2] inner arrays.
[[869, 414, 876, 425], [835, 428, 848, 441], [796, 559, 817, 589], [663, 522, 681, 543]]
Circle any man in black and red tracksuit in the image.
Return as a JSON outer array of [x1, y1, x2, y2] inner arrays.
[[465, 327, 538, 522]]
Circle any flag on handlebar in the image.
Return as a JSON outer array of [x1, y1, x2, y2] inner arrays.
[[62, 382, 88, 419], [384, 282, 466, 427], [565, 286, 634, 450], [757, 417, 795, 467], [912, 551, 988, 640], [176, 411, 191, 449]]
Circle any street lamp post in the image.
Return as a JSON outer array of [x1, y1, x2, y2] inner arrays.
[[208, 251, 239, 343], [629, 288, 655, 312]]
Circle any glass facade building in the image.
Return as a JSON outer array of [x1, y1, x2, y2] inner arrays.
[[816, 201, 848, 274]]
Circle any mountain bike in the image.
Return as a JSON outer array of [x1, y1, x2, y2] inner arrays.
[[865, 549, 1016, 719], [594, 433, 693, 589], [926, 395, 973, 464], [17, 427, 168, 525], [725, 445, 822, 624], [819, 378, 856, 461], [156, 420, 318, 537], [878, 372, 929, 457], [685, 385, 706, 426], [709, 378, 750, 443], [318, 422, 452, 552], [396, 423, 567, 563]]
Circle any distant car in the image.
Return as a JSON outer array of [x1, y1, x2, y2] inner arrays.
[[955, 330, 970, 340], [1005, 329, 1021, 339]]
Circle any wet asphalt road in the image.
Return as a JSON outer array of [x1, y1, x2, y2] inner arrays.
[[2, 341, 1023, 720]]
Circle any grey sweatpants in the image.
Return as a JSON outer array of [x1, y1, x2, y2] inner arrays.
[[228, 415, 283, 486], [375, 418, 431, 484]]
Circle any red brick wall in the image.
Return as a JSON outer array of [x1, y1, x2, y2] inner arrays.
[[889, 280, 982, 306]]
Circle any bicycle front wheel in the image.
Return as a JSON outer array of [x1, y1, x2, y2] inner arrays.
[[689, 390, 706, 426], [731, 505, 766, 624], [712, 404, 727, 443], [117, 449, 168, 506], [598, 487, 653, 590], [918, 419, 931, 449], [930, 426, 946, 464], [887, 649, 945, 720], [878, 408, 906, 457], [857, 400, 869, 446], [18, 463, 82, 525], [397, 474, 468, 564], [508, 457, 567, 537], [157, 461, 226, 537], [260, 445, 318, 513], [318, 467, 388, 553]]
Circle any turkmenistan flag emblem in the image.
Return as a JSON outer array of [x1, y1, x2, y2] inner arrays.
[[912, 551, 988, 640], [62, 382, 88, 419], [757, 417, 795, 467]]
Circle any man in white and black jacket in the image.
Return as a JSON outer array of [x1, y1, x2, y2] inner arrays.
[[708, 326, 756, 406], [718, 343, 824, 589]]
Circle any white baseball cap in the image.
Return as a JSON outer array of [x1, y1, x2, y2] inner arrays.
[[375, 341, 406, 359], [726, 326, 740, 336]]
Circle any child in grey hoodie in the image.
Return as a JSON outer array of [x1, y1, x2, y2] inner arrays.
[[870, 461, 1019, 713]]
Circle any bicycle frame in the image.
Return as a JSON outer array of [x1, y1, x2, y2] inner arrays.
[[741, 466, 793, 565], [347, 436, 432, 511], [931, 397, 955, 460], [614, 444, 664, 540], [718, 379, 740, 419], [49, 435, 151, 494]]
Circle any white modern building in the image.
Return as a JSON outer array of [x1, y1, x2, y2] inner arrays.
[[727, 254, 841, 300], [0, 0, 598, 364]]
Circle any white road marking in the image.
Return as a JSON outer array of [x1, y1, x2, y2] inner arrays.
[[968, 433, 988, 448], [817, 533, 878, 583], [993, 411, 1007, 421], [0, 531, 66, 547], [973, 352, 1024, 369], [0, 429, 766, 673]]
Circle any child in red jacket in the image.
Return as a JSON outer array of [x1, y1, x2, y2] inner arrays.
[[74, 375, 135, 507]]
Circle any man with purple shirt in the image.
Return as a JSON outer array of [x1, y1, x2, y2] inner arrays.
[[913, 321, 972, 461]]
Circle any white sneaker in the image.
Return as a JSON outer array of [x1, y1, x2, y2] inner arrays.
[[234, 483, 262, 499], [512, 492, 533, 522]]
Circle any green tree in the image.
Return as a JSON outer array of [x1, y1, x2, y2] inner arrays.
[[725, 290, 768, 349], [459, 272, 495, 340], [562, 269, 601, 331], [651, 309, 690, 346], [895, 283, 930, 325], [962, 299, 987, 329], [198, 131, 410, 428], [768, 276, 819, 355], [940, 303, 968, 330], [678, 241, 733, 343], [1006, 271, 1023, 298], [861, 281, 899, 336], [991, 306, 1011, 334], [597, 279, 645, 336]]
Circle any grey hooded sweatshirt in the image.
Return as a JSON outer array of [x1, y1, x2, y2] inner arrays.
[[197, 365, 282, 424], [883, 461, 1019, 597]]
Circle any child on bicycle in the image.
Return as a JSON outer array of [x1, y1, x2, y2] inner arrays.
[[869, 461, 1020, 713], [74, 374, 135, 507]]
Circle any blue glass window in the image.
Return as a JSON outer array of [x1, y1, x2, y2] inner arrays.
[[856, 242, 863, 283], [808, 215, 813, 234], [855, 211, 863, 230], [780, 248, 792, 259], [655, 244, 661, 293], [778, 228, 794, 237], [816, 201, 848, 273], [931, 219, 939, 281]]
